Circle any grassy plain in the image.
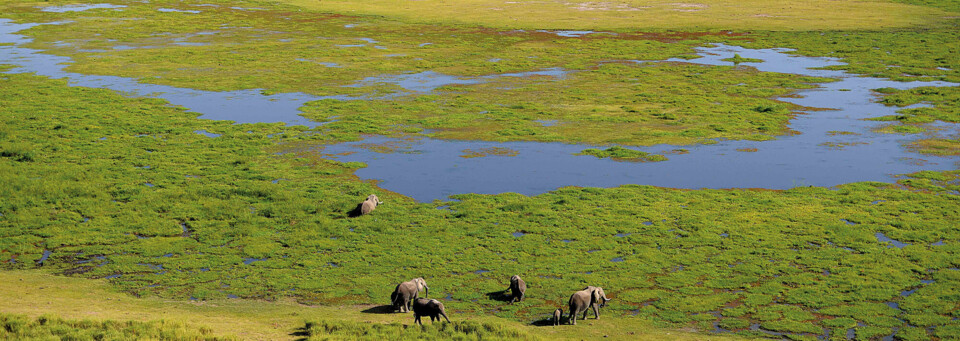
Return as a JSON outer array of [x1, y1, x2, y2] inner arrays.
[[2, 70, 960, 340], [1, 0, 959, 340]]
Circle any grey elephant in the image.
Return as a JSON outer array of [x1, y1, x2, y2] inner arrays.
[[360, 194, 382, 215], [412, 298, 450, 325], [508, 275, 526, 303], [553, 308, 563, 326], [567, 286, 610, 325], [391, 277, 429, 312]]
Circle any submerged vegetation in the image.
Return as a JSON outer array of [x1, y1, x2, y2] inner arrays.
[[1, 0, 959, 340], [576, 146, 667, 162]]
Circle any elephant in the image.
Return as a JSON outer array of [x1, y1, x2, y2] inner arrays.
[[508, 275, 526, 303], [412, 298, 450, 325], [391, 277, 429, 312], [360, 194, 382, 215], [567, 286, 610, 325], [553, 308, 563, 326]]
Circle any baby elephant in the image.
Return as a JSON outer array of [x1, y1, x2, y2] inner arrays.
[[412, 298, 450, 325], [553, 308, 563, 326], [508, 275, 526, 303], [360, 194, 382, 215]]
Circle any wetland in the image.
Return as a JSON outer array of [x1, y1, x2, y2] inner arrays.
[[1, 0, 959, 340]]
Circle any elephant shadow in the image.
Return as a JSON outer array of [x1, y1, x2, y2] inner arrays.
[[361, 305, 396, 314], [289, 323, 311, 341], [530, 316, 563, 327], [346, 203, 364, 218], [484, 290, 512, 302]]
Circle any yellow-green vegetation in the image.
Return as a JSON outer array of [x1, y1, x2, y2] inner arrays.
[[576, 146, 667, 162], [0, 271, 722, 340], [0, 314, 231, 341], [2, 70, 960, 340], [278, 0, 953, 31], [909, 138, 960, 156], [721, 54, 763, 65]]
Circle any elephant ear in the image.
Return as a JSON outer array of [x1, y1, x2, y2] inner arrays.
[[591, 288, 601, 305]]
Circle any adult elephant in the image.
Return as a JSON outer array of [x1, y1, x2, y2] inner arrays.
[[508, 275, 526, 303], [568, 286, 610, 325], [391, 277, 429, 312], [412, 298, 450, 325]]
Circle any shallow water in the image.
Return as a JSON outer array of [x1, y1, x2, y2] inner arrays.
[[39, 4, 126, 13], [0, 19, 350, 128], [2, 19, 958, 202], [0, 19, 570, 128]]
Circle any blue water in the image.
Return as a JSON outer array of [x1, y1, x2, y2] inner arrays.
[[319, 45, 960, 201]]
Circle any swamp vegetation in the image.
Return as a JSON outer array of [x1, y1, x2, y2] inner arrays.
[[1, 0, 959, 340]]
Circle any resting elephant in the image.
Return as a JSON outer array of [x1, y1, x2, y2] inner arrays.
[[412, 298, 450, 325], [553, 308, 563, 326], [391, 277, 429, 312], [360, 194, 382, 215], [508, 275, 526, 303], [568, 286, 610, 325]]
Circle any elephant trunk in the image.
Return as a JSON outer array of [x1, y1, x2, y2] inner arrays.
[[423, 285, 429, 298], [440, 310, 450, 323]]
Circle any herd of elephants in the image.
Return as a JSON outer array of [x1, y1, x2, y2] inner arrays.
[[364, 194, 612, 326], [389, 276, 611, 326]]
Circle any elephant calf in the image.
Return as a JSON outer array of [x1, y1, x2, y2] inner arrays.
[[568, 286, 610, 325], [412, 298, 450, 325], [360, 194, 382, 215], [508, 275, 526, 303], [553, 308, 563, 326], [391, 277, 429, 313]]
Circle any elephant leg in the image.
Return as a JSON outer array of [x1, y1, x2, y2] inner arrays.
[[569, 310, 576, 325], [593, 303, 600, 319], [414, 314, 422, 326], [582, 309, 588, 320]]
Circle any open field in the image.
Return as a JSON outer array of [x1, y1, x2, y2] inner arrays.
[[1, 0, 959, 340]]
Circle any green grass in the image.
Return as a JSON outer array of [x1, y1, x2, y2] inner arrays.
[[0, 313, 232, 341], [301, 320, 541, 341]]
